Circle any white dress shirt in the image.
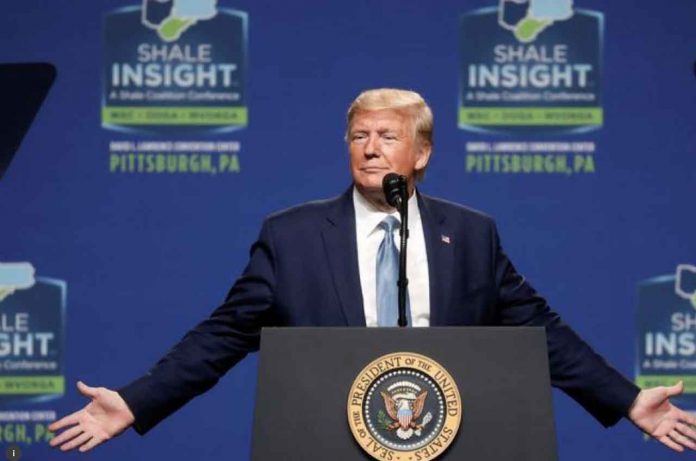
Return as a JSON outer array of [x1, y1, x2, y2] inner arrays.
[[353, 187, 430, 327]]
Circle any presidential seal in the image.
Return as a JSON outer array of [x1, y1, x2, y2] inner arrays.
[[347, 352, 462, 461]]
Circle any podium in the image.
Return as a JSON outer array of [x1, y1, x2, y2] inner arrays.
[[251, 327, 558, 461]]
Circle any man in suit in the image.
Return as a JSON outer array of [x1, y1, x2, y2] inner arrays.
[[49, 88, 696, 453]]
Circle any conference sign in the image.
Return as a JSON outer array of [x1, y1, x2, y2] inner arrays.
[[102, 0, 248, 134], [0, 262, 66, 447], [459, 0, 603, 133], [636, 264, 696, 411]]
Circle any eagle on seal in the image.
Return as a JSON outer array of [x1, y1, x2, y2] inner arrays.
[[380, 390, 428, 439]]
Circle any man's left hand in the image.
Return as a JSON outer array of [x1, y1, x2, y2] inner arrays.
[[629, 381, 696, 452]]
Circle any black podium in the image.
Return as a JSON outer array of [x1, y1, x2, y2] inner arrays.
[[251, 327, 558, 461]]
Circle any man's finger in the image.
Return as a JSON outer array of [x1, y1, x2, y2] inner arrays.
[[673, 407, 696, 427], [48, 412, 80, 432], [49, 425, 83, 447], [76, 381, 99, 398], [659, 435, 684, 452], [670, 430, 696, 451], [78, 436, 103, 453], [676, 422, 696, 441], [682, 411, 696, 427], [60, 432, 92, 452]]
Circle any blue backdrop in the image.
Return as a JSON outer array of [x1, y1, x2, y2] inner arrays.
[[1, 1, 695, 460]]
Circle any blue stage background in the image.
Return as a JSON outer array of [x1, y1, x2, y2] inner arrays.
[[1, 0, 694, 460]]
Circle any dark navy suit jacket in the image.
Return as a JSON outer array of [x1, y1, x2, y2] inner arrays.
[[119, 188, 640, 434]]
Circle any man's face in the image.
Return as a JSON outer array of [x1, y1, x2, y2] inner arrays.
[[348, 109, 431, 197]]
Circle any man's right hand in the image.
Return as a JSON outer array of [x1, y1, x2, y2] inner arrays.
[[48, 381, 135, 453]]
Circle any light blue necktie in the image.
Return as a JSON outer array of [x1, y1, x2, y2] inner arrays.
[[376, 216, 411, 326]]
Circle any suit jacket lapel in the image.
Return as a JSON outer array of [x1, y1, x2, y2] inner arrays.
[[418, 193, 453, 326], [321, 187, 366, 326]]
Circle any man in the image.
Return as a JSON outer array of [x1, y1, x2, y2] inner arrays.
[[49, 89, 696, 453]]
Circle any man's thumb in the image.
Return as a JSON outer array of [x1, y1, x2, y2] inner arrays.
[[77, 381, 99, 398], [665, 381, 684, 397]]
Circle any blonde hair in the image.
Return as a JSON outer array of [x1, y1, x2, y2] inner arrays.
[[346, 88, 433, 180]]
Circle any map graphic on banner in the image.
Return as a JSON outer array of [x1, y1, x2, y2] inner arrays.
[[498, 0, 573, 43], [102, 0, 248, 133], [459, 0, 603, 133], [0, 262, 66, 447], [142, 0, 218, 42], [636, 265, 696, 411]]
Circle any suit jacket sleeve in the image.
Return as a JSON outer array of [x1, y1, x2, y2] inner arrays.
[[490, 222, 640, 427], [118, 218, 279, 435]]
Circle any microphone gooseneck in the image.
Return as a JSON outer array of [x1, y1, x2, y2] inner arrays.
[[381, 172, 409, 327]]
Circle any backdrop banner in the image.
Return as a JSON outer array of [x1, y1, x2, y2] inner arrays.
[[1, 1, 694, 460]]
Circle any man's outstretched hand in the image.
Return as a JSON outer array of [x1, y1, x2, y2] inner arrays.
[[629, 381, 696, 452], [49, 381, 135, 452]]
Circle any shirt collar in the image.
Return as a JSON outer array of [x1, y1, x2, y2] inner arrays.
[[353, 186, 421, 237]]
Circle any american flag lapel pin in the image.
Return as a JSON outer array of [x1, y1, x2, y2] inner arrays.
[[441, 234, 451, 244]]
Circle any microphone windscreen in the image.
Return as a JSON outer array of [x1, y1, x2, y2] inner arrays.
[[382, 173, 403, 207]]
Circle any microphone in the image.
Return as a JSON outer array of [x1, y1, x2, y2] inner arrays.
[[382, 173, 407, 208]]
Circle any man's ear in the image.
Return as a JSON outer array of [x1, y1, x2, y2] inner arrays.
[[415, 142, 432, 171]]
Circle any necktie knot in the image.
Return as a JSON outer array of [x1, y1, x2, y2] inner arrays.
[[378, 216, 399, 234]]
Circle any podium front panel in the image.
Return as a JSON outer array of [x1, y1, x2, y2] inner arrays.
[[251, 327, 557, 461]]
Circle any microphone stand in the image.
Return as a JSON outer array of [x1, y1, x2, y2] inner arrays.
[[396, 179, 409, 327]]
